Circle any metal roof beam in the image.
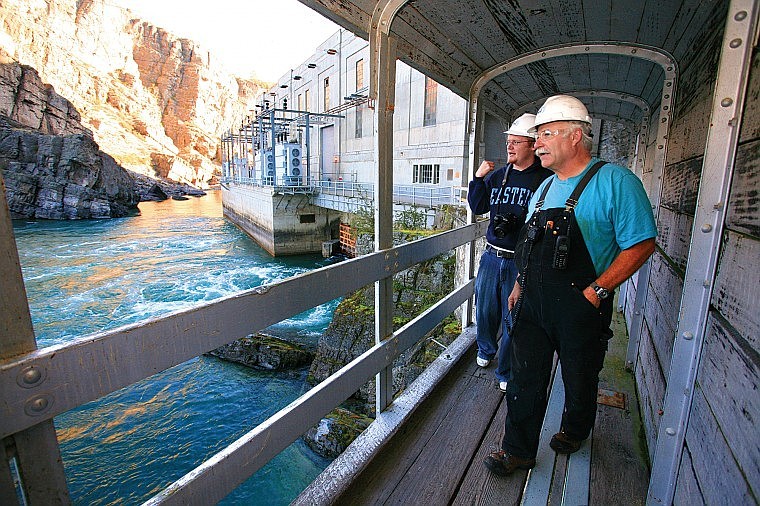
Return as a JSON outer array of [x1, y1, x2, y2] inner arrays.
[[470, 42, 677, 98], [513, 89, 651, 123]]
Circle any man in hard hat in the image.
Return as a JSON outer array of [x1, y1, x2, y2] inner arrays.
[[467, 113, 552, 392], [484, 95, 657, 475]]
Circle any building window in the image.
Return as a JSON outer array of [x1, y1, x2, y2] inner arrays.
[[324, 77, 330, 110], [297, 94, 303, 111], [299, 214, 316, 224], [304, 89, 310, 112], [355, 107, 363, 138], [424, 76, 437, 126], [356, 59, 364, 90], [413, 164, 440, 184]]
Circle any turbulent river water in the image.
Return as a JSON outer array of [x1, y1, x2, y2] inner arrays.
[[12, 190, 340, 505]]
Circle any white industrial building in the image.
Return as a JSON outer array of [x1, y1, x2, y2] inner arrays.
[[230, 28, 513, 189]]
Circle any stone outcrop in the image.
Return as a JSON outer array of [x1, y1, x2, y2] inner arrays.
[[302, 408, 373, 459], [307, 246, 459, 417], [0, 52, 91, 138], [131, 172, 206, 201], [207, 333, 314, 371], [1, 116, 139, 219], [0, 0, 266, 188]]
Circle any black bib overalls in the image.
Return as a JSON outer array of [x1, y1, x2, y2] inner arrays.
[[502, 162, 614, 459]]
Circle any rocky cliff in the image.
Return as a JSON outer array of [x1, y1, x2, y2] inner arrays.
[[0, 0, 265, 188], [1, 115, 139, 218], [0, 51, 91, 138], [0, 54, 139, 218]]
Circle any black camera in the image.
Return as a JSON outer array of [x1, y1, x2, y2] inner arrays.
[[492, 212, 520, 238]]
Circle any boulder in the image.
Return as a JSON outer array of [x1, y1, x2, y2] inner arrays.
[[302, 408, 373, 459], [144, 183, 169, 201], [207, 333, 314, 371], [132, 172, 207, 201]]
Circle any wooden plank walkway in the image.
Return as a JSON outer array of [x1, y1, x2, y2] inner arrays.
[[329, 309, 650, 505]]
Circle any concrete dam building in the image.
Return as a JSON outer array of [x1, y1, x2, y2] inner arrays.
[[222, 29, 615, 256], [221, 29, 478, 256]]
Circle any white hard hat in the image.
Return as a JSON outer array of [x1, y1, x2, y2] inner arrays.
[[504, 113, 536, 138], [529, 95, 592, 132]]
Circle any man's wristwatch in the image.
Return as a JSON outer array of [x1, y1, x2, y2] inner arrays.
[[591, 282, 610, 300]]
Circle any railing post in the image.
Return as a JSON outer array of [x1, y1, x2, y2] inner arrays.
[[370, 1, 404, 413], [647, 2, 758, 503], [624, 112, 653, 365], [460, 91, 484, 329], [0, 175, 71, 504]]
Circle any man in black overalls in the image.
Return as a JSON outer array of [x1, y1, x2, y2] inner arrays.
[[484, 95, 657, 475]]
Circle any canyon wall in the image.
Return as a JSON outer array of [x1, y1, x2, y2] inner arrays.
[[0, 57, 140, 219], [0, 0, 265, 188]]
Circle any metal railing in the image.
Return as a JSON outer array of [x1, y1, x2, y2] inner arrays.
[[219, 176, 317, 194], [220, 177, 466, 209], [1, 217, 487, 504]]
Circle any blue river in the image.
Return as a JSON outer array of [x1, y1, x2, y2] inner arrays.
[[12, 191, 339, 505]]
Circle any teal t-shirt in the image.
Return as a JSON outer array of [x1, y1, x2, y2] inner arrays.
[[526, 158, 657, 276]]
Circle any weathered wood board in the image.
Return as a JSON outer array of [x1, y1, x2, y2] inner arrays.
[[727, 139, 760, 238], [546, 454, 568, 505], [644, 253, 682, 375], [386, 373, 502, 504], [334, 347, 502, 505], [739, 51, 760, 143], [685, 387, 755, 504], [674, 445, 705, 505], [454, 397, 527, 506], [636, 321, 667, 459], [590, 404, 650, 505], [661, 156, 701, 216], [666, 97, 712, 165], [712, 230, 760, 349], [657, 206, 694, 272], [695, 312, 760, 497]]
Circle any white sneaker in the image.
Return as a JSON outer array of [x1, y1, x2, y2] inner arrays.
[[499, 381, 508, 392], [476, 356, 490, 367]]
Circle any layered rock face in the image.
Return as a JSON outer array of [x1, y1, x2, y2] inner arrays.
[[0, 52, 91, 137], [1, 116, 139, 218], [0, 55, 139, 218], [0, 0, 264, 187]]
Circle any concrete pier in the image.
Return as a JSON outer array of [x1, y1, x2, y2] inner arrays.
[[221, 185, 342, 256]]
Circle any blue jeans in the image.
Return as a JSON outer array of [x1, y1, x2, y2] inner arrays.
[[474, 249, 518, 383]]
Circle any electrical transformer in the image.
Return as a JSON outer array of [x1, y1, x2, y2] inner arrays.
[[276, 143, 303, 186]]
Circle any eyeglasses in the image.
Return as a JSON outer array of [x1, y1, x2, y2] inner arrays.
[[535, 128, 569, 141], [506, 140, 533, 146]]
